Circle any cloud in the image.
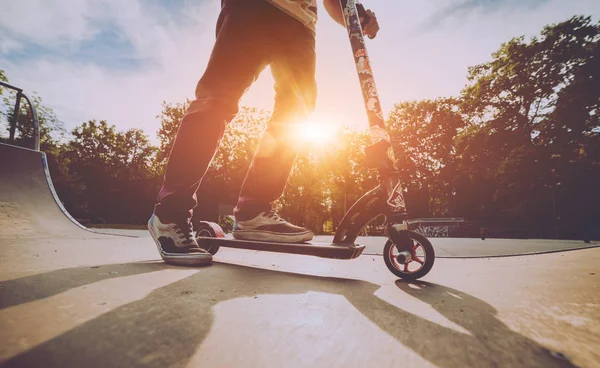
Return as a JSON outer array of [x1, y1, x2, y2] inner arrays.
[[420, 0, 550, 30], [0, 37, 21, 54], [1, 0, 219, 68], [1, 0, 220, 144], [0, 0, 99, 48]]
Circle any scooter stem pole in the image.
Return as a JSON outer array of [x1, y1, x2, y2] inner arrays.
[[339, 0, 389, 147], [339, 0, 408, 218]]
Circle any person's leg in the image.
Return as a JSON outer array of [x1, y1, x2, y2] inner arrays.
[[233, 13, 317, 243], [149, 0, 274, 264], [154, 0, 272, 224]]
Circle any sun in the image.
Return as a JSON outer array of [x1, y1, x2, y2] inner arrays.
[[299, 121, 336, 145]]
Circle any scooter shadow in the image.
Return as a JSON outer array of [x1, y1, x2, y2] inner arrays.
[[1, 260, 574, 368], [391, 280, 575, 368]]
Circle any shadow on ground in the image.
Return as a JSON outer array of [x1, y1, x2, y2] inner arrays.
[[1, 261, 575, 368], [0, 262, 173, 309]]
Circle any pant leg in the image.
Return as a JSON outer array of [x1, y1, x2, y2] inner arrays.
[[155, 0, 274, 222], [234, 17, 317, 220]]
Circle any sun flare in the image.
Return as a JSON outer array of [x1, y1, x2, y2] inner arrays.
[[299, 121, 336, 145]]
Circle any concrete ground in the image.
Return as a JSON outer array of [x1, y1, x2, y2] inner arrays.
[[1, 234, 599, 368]]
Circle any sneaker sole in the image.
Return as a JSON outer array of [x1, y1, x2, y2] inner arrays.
[[148, 219, 212, 266], [232, 229, 313, 244]]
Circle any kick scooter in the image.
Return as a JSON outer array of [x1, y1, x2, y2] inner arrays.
[[196, 0, 435, 280]]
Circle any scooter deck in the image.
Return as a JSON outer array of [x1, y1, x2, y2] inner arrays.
[[197, 237, 365, 260]]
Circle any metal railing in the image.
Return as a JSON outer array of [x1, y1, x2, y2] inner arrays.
[[0, 81, 40, 151]]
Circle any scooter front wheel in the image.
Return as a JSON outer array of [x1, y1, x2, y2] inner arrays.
[[383, 231, 435, 280]]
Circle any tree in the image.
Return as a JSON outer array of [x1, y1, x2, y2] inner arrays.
[[0, 89, 65, 148], [458, 15, 600, 237], [387, 98, 466, 218], [319, 127, 378, 232], [156, 100, 191, 172], [537, 16, 600, 239], [209, 107, 271, 199], [278, 151, 330, 231], [0, 70, 8, 136], [62, 120, 158, 223], [0, 69, 7, 89]]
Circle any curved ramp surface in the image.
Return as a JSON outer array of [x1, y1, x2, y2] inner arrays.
[[0, 143, 117, 240]]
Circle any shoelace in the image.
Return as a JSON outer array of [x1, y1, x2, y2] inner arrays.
[[265, 211, 286, 223], [173, 222, 194, 245]]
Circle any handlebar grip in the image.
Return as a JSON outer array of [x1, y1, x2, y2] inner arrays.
[[356, 3, 368, 24], [356, 3, 376, 39]]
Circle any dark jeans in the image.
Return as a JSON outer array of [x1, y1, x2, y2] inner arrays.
[[154, 0, 317, 223]]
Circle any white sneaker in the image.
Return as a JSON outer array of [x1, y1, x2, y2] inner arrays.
[[233, 211, 313, 243], [148, 214, 212, 266]]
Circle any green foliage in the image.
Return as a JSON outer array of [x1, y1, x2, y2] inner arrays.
[[58, 120, 158, 223], [0, 69, 7, 90], [0, 88, 65, 147], [457, 15, 600, 236], [156, 99, 192, 172], [319, 127, 378, 231], [387, 98, 466, 218], [0, 71, 8, 136], [209, 106, 271, 201], [278, 151, 331, 232]]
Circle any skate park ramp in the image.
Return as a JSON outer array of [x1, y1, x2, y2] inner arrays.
[[0, 143, 125, 240]]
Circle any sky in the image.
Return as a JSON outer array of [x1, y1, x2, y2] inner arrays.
[[1, 0, 599, 145]]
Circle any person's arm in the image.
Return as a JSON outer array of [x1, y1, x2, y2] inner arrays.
[[323, 0, 380, 38], [323, 0, 345, 26]]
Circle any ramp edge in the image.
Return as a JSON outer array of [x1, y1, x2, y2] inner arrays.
[[39, 151, 137, 238]]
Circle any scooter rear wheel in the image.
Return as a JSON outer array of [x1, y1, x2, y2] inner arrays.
[[383, 231, 435, 280], [195, 221, 224, 255]]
